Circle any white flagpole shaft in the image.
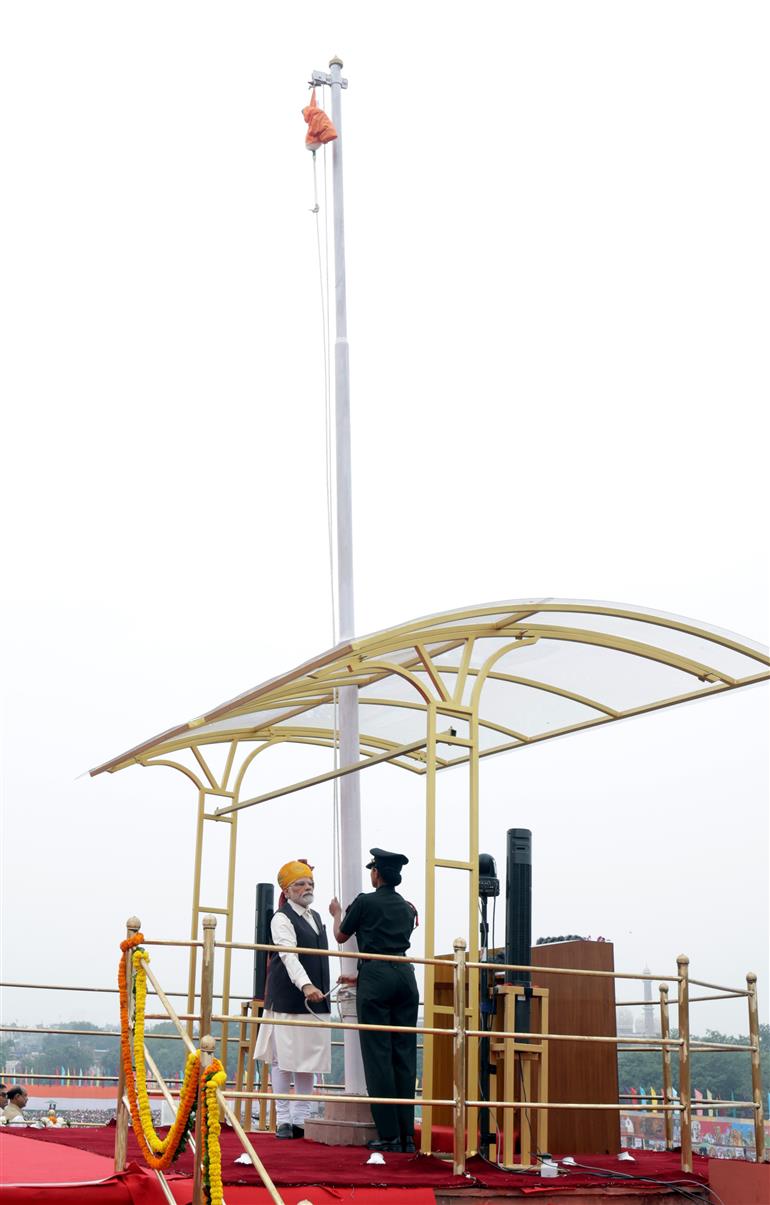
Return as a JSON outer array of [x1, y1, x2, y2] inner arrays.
[[328, 54, 366, 1096]]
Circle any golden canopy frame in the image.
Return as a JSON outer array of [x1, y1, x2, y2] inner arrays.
[[91, 597, 770, 1101]]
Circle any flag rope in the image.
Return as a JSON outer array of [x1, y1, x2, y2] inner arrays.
[[310, 90, 342, 902]]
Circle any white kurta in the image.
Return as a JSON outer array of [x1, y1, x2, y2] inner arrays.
[[254, 901, 332, 1074]]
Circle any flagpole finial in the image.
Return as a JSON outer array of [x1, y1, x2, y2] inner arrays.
[[329, 55, 343, 68]]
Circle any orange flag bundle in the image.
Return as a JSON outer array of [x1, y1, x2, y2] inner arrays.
[[302, 88, 337, 151]]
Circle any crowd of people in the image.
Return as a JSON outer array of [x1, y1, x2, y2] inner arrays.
[[0, 1083, 120, 1127]]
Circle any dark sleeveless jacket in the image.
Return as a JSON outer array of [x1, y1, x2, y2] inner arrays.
[[264, 903, 330, 1014]]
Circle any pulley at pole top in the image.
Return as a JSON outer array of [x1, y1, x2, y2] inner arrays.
[[308, 58, 349, 90]]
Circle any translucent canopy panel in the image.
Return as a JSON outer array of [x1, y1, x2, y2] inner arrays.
[[90, 599, 769, 778]]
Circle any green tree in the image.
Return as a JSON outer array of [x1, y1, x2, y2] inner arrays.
[[618, 1025, 768, 1110]]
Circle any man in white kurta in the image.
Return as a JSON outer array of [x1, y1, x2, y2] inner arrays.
[[254, 860, 332, 1138]]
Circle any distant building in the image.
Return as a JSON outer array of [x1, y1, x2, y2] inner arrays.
[[642, 966, 659, 1036], [617, 1007, 635, 1035]]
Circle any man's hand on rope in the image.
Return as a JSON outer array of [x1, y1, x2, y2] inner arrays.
[[302, 983, 325, 1003]]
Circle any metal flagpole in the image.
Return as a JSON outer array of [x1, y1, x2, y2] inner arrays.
[[317, 54, 366, 1095]]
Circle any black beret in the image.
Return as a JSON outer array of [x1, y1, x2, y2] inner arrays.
[[366, 847, 409, 869]]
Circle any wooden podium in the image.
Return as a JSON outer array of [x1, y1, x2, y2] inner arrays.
[[431, 939, 620, 1161], [531, 939, 620, 1156]]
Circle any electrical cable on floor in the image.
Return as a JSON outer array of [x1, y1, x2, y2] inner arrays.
[[554, 1157, 721, 1204]]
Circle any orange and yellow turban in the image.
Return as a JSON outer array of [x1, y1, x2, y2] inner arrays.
[[277, 860, 313, 891]]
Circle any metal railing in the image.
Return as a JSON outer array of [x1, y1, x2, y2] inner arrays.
[[216, 938, 766, 1174], [2, 919, 765, 1191], [614, 971, 764, 1155]]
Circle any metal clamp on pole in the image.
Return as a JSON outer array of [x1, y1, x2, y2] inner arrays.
[[310, 67, 348, 89]]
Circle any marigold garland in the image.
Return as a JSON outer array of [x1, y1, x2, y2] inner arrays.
[[118, 933, 201, 1170], [200, 1059, 227, 1205]]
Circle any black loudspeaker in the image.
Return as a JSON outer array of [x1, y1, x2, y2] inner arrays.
[[505, 828, 532, 986], [253, 883, 274, 1001]]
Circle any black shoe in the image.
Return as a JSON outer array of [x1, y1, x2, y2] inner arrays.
[[292, 1125, 305, 1139], [367, 1138, 401, 1152], [276, 1123, 293, 1139], [402, 1137, 416, 1153]]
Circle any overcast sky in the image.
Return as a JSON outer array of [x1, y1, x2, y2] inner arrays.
[[1, 1, 768, 1045]]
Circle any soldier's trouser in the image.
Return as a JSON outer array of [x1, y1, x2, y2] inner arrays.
[[357, 960, 419, 1141]]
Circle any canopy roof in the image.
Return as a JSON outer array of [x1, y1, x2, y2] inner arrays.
[[91, 599, 769, 781]]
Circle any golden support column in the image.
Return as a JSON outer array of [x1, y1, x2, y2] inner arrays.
[[659, 984, 674, 1149], [193, 1034, 217, 1205], [746, 972, 766, 1163], [420, 702, 438, 1155], [200, 916, 216, 1038], [452, 937, 468, 1175], [220, 810, 238, 1070], [192, 915, 217, 1199], [676, 955, 692, 1174], [186, 790, 207, 1034], [186, 786, 239, 1069], [466, 705, 480, 1155]]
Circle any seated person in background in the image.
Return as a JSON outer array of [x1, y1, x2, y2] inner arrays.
[[4, 1087, 29, 1124], [0, 1084, 8, 1113]]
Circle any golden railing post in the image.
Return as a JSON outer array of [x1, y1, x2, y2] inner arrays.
[[452, 937, 467, 1176], [466, 705, 480, 1156], [191, 922, 216, 1205], [114, 915, 140, 1172], [220, 812, 238, 1071], [200, 915, 216, 1038], [420, 701, 437, 1156], [659, 983, 673, 1149], [676, 955, 692, 1174], [187, 790, 206, 1037], [193, 1034, 216, 1205], [746, 972, 766, 1163]]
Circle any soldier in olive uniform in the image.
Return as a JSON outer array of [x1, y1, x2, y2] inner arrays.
[[330, 848, 419, 1152]]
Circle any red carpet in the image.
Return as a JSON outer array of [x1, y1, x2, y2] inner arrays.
[[0, 1133, 165, 1203], [1, 1126, 711, 1195], [167, 1191, 436, 1205], [0, 1131, 116, 1183]]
